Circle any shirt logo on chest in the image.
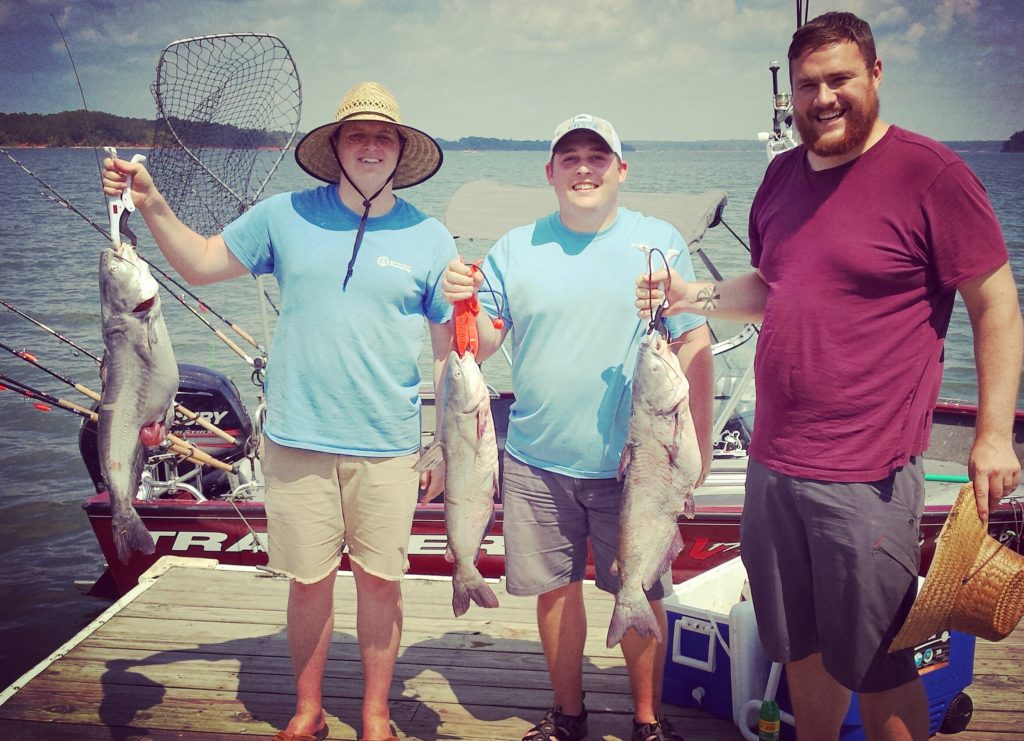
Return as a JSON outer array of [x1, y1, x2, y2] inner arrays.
[[377, 255, 412, 273]]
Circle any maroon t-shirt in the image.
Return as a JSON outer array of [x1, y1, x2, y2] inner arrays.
[[748, 126, 1008, 481]]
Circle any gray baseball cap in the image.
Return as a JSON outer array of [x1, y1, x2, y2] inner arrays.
[[550, 113, 623, 158]]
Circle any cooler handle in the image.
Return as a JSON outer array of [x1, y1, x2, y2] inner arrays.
[[671, 614, 718, 672]]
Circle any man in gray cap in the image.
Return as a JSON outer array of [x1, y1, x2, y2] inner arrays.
[[443, 113, 713, 741]]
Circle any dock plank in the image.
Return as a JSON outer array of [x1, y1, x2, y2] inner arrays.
[[0, 559, 1020, 739]]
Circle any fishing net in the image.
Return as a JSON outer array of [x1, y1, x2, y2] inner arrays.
[[147, 33, 302, 236]]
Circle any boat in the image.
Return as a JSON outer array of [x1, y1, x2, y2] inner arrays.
[[76, 179, 1024, 599]]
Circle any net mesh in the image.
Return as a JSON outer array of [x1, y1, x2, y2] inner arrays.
[[147, 33, 302, 236]]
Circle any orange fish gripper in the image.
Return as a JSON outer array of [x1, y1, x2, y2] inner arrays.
[[453, 262, 483, 357]]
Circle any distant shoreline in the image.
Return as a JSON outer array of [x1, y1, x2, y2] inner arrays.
[[1, 141, 1009, 153], [1, 109, 1013, 153]]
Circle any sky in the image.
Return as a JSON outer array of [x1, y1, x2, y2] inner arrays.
[[1, 0, 1022, 143]]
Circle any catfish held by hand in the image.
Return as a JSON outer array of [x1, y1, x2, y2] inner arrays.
[[607, 332, 700, 648], [97, 240, 179, 563], [416, 350, 500, 616]]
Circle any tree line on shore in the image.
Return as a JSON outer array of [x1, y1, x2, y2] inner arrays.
[[0, 110, 575, 151], [1003, 131, 1024, 153], [0, 110, 290, 148], [1, 110, 1019, 152]]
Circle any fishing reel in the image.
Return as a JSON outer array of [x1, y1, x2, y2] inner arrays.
[[757, 60, 798, 161], [79, 363, 255, 500]]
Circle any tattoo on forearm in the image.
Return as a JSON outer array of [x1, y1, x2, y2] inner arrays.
[[696, 283, 721, 312]]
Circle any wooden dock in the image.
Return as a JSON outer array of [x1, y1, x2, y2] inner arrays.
[[0, 557, 1020, 740]]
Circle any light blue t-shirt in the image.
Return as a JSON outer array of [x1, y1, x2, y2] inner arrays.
[[223, 185, 456, 456], [479, 207, 705, 477]]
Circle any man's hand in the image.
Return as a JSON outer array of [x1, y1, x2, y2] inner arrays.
[[968, 435, 1021, 522], [636, 267, 699, 318], [102, 156, 156, 211], [420, 461, 446, 504], [443, 257, 484, 305]]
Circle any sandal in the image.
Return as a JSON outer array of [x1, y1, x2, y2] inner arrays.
[[522, 700, 588, 741], [274, 722, 329, 741], [632, 715, 685, 741]]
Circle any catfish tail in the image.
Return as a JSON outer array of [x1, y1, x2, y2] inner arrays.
[[110, 443, 156, 563], [452, 564, 499, 617], [607, 593, 662, 648]]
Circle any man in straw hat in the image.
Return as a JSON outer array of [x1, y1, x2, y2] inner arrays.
[[103, 81, 455, 741], [443, 113, 714, 741], [635, 10, 1022, 741]]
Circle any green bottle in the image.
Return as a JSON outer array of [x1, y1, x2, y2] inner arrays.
[[758, 699, 781, 741]]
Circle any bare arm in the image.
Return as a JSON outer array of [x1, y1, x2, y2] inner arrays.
[[959, 262, 1023, 519], [636, 268, 769, 324], [421, 319, 455, 502], [102, 156, 249, 286], [473, 308, 508, 362], [671, 322, 715, 486]]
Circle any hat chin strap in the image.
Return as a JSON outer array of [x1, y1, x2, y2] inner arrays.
[[335, 139, 405, 291]]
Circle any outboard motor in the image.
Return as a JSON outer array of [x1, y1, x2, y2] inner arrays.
[[79, 363, 254, 498]]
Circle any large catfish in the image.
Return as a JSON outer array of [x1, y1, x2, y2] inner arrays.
[[98, 243, 179, 563], [416, 350, 500, 616], [607, 332, 700, 648]]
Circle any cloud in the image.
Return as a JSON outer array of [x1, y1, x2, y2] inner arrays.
[[934, 0, 980, 34], [1, 0, 1022, 141]]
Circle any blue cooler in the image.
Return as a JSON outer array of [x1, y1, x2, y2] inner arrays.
[[661, 558, 750, 723], [662, 559, 976, 739], [767, 629, 975, 739]]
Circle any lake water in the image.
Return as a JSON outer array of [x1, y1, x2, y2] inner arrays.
[[0, 145, 1021, 690]]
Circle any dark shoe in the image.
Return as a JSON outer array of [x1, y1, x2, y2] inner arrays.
[[522, 700, 588, 741], [632, 715, 685, 741]]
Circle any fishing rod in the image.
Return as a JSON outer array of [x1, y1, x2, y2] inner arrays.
[[0, 371, 232, 473], [0, 302, 239, 445], [0, 339, 237, 470], [0, 337, 238, 449], [797, 0, 810, 28], [50, 13, 105, 211], [756, 2, 802, 162], [0, 339, 100, 402], [0, 149, 269, 362], [0, 372, 95, 418], [1, 149, 109, 242], [144, 257, 269, 365], [176, 297, 265, 374], [757, 60, 796, 161], [0, 298, 102, 362]]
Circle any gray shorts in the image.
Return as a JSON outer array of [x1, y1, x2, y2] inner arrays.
[[502, 454, 671, 599], [740, 457, 924, 693]]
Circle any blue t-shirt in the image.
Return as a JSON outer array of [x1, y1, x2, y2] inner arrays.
[[479, 207, 705, 477], [223, 185, 456, 455]]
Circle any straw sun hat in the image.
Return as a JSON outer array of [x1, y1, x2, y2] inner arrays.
[[889, 483, 1024, 651], [294, 81, 442, 189]]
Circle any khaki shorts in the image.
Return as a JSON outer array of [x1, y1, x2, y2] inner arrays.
[[262, 437, 420, 583]]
